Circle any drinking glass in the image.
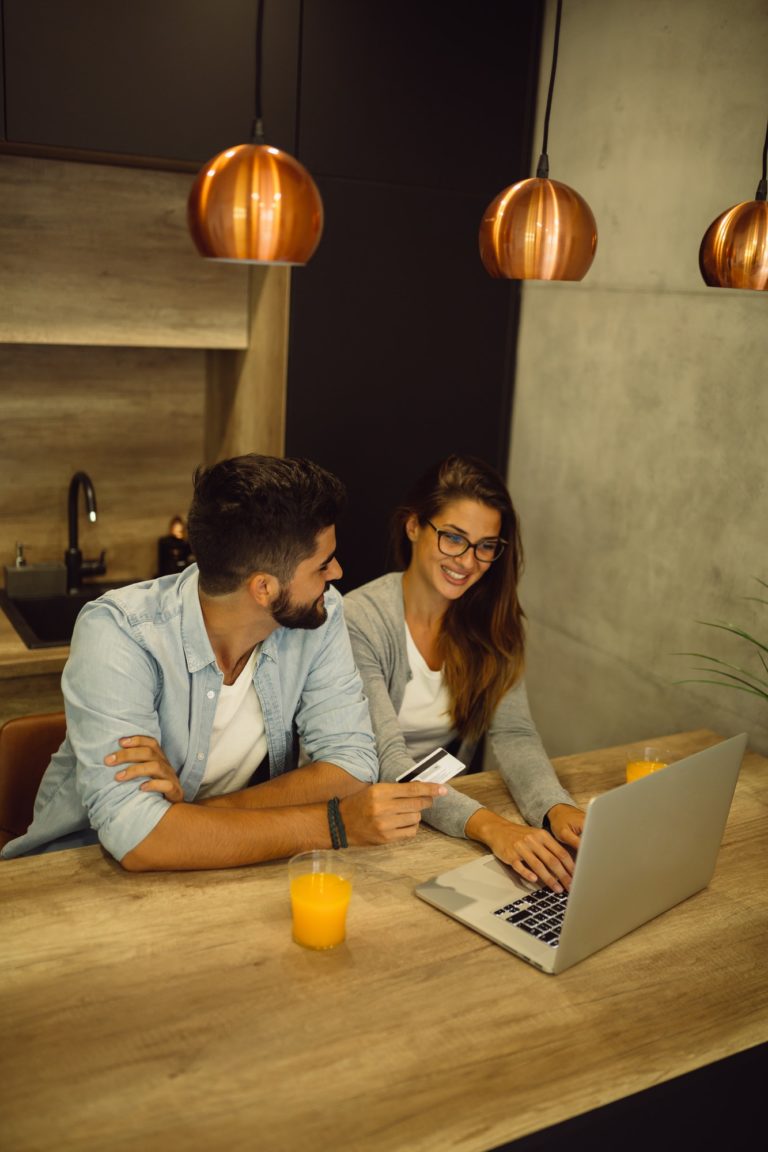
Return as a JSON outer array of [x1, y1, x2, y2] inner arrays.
[[289, 849, 354, 950]]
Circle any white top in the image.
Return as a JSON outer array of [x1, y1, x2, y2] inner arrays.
[[197, 647, 268, 799], [397, 625, 457, 760]]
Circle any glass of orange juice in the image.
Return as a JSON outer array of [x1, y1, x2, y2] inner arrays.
[[626, 745, 670, 783], [289, 850, 354, 950]]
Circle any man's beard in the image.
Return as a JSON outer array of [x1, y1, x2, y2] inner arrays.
[[270, 585, 328, 630]]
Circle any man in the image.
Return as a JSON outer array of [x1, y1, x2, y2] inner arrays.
[[1, 455, 444, 870]]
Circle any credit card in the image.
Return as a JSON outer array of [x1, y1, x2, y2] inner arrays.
[[396, 747, 465, 784]]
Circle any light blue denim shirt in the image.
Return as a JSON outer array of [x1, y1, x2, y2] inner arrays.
[[1, 566, 377, 863]]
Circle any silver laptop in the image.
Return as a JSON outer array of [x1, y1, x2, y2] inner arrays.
[[415, 734, 747, 974]]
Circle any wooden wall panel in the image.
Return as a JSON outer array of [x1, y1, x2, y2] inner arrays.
[[205, 267, 289, 464], [0, 345, 205, 581], [0, 155, 249, 348]]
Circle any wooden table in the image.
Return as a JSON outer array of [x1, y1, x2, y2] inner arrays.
[[1, 730, 766, 1152]]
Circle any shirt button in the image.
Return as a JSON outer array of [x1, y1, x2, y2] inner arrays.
[[207, 690, 215, 699], [197, 753, 204, 761]]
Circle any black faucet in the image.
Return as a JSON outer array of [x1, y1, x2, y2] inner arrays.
[[65, 471, 106, 593]]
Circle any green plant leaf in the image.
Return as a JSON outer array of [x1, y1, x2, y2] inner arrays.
[[675, 650, 768, 683], [686, 664, 768, 695], [674, 677, 768, 701], [696, 619, 768, 656], [678, 581, 768, 708]]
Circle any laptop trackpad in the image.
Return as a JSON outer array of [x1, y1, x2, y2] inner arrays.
[[424, 853, 531, 911]]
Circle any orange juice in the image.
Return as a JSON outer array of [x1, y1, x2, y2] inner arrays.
[[626, 758, 667, 783], [290, 872, 352, 949]]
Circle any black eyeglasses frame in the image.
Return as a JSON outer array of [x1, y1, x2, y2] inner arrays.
[[425, 520, 507, 564]]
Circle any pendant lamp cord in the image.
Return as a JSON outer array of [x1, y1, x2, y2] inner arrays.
[[756, 117, 768, 201], [251, 0, 266, 143], [536, 0, 563, 179]]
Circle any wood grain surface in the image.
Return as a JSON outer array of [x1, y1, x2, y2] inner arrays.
[[0, 155, 248, 349], [0, 618, 68, 679], [205, 266, 290, 463], [0, 343, 206, 588], [1, 730, 766, 1152]]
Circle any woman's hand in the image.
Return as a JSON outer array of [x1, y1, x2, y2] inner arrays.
[[545, 803, 585, 850], [465, 809, 576, 893], [105, 735, 184, 803]]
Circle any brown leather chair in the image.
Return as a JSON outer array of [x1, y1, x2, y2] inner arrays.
[[0, 711, 66, 850]]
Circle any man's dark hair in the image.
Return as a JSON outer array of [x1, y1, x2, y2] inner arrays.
[[187, 455, 346, 595]]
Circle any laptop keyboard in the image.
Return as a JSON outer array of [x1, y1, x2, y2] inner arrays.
[[492, 887, 569, 947]]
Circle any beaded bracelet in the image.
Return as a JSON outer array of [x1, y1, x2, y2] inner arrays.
[[327, 796, 348, 849], [328, 797, 347, 848], [328, 798, 340, 848]]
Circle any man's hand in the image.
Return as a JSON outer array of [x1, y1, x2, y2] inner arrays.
[[340, 781, 447, 845], [465, 809, 576, 893], [105, 735, 184, 803], [545, 803, 585, 850]]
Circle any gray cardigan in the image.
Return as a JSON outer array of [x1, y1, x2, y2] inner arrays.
[[343, 572, 574, 839]]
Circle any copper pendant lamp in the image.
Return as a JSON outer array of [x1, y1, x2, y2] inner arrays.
[[699, 119, 768, 291], [188, 0, 323, 265], [479, 0, 597, 281]]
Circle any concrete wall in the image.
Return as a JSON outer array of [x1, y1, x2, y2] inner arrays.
[[509, 0, 768, 756]]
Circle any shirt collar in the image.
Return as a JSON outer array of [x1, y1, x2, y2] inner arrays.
[[178, 566, 218, 674]]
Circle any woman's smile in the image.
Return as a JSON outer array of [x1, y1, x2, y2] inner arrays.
[[439, 561, 473, 586]]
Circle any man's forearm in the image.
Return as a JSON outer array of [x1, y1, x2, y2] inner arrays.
[[120, 800, 332, 872], [199, 761, 368, 810], [120, 774, 449, 872]]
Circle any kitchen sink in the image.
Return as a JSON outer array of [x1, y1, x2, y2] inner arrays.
[[0, 583, 133, 649]]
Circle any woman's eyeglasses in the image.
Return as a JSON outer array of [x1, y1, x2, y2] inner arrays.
[[426, 521, 506, 563]]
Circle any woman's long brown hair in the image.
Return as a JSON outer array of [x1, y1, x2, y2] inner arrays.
[[391, 455, 525, 742]]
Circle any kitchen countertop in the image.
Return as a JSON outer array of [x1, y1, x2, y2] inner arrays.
[[0, 606, 69, 678], [0, 572, 149, 680], [2, 731, 765, 1151]]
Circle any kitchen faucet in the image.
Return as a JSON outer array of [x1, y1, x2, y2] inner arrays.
[[65, 471, 106, 593]]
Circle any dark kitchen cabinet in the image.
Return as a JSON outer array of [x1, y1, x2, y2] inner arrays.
[[285, 0, 542, 591], [299, 0, 542, 197], [0, 0, 299, 165], [285, 175, 524, 593]]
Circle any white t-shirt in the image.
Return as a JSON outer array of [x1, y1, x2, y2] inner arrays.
[[197, 646, 268, 799], [397, 625, 457, 760]]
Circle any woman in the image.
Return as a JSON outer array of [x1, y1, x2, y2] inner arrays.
[[343, 454, 584, 893]]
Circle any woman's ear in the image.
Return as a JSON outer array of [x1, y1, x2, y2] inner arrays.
[[405, 514, 419, 542]]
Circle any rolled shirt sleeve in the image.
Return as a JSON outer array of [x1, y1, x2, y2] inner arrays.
[[61, 602, 173, 861], [280, 588, 378, 785]]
